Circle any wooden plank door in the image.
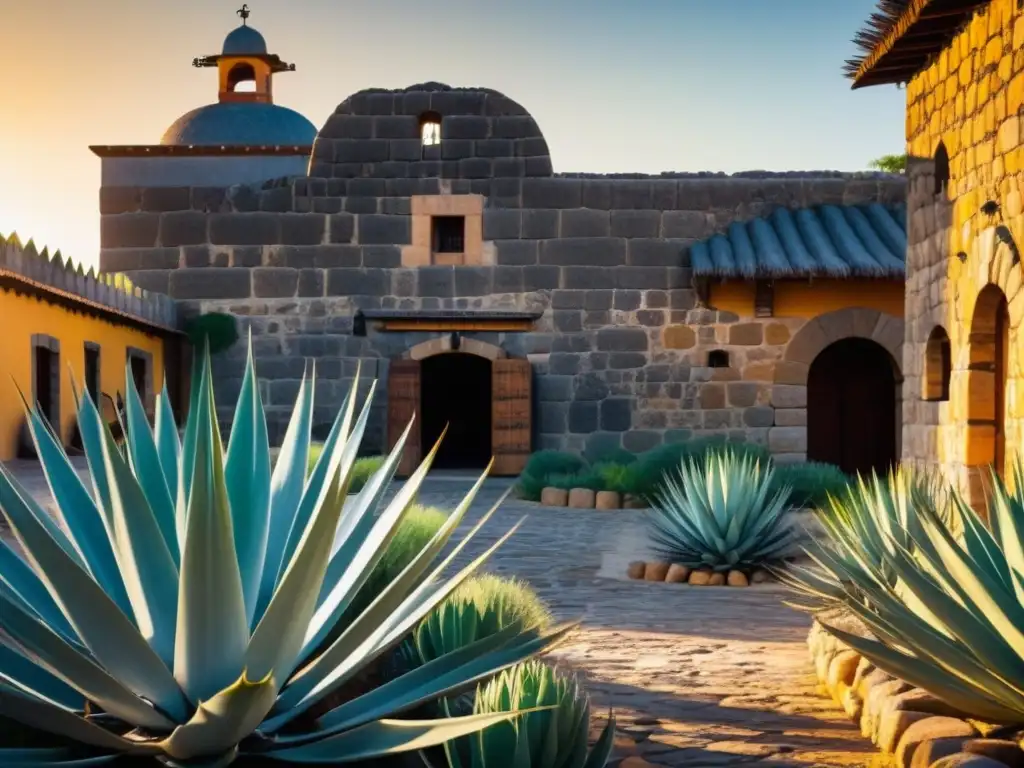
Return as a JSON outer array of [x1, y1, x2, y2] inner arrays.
[[387, 359, 421, 477], [491, 358, 532, 476]]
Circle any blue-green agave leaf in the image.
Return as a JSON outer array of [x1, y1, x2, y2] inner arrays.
[[0, 640, 82, 710], [255, 360, 315, 620], [244, 387, 366, 685], [174, 351, 248, 705], [0, 749, 118, 767], [159, 671, 276, 762], [176, 346, 207, 546], [96, 419, 179, 667], [224, 335, 272, 627], [123, 364, 179, 564], [0, 466, 188, 721], [582, 716, 616, 768], [278, 364, 360, 581], [265, 711, 541, 764], [0, 593, 175, 730], [153, 377, 181, 514], [0, 682, 159, 754], [0, 538, 78, 643]]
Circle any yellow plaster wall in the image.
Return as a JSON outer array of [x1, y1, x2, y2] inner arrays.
[[901, 0, 1024, 496], [709, 279, 905, 319], [0, 289, 166, 461]]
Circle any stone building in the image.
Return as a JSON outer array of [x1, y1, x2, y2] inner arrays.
[[95, 10, 908, 476], [847, 0, 1022, 506]]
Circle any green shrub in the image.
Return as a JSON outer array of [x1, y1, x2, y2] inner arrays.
[[523, 449, 588, 478], [596, 462, 636, 494], [647, 450, 794, 572], [517, 450, 589, 501], [184, 311, 239, 354], [547, 468, 605, 492], [308, 445, 383, 494], [400, 573, 553, 670], [435, 660, 614, 767], [590, 446, 637, 466], [769, 462, 852, 510], [630, 438, 772, 499]]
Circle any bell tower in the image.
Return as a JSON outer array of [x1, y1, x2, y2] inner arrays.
[[191, 5, 297, 106]]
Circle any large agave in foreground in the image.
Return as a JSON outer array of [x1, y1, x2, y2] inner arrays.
[[0, 342, 572, 766], [781, 468, 958, 611], [646, 451, 794, 572], [794, 461, 1024, 723], [427, 660, 615, 768]]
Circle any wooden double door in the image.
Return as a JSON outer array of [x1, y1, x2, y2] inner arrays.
[[387, 354, 532, 476]]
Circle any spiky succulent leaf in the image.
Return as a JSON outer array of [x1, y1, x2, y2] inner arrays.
[[0, 343, 570, 765], [645, 451, 794, 571]]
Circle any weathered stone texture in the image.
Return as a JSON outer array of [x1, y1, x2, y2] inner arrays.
[[899, 0, 1024, 506]]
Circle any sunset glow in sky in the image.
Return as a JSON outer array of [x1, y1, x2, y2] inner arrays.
[[0, 0, 904, 270]]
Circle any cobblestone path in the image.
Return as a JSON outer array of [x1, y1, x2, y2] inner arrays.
[[4, 463, 882, 767]]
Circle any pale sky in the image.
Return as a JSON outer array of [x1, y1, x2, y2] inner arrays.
[[0, 0, 904, 270]]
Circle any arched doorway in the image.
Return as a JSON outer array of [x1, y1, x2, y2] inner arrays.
[[967, 284, 1010, 491], [807, 338, 898, 477], [420, 353, 493, 470]]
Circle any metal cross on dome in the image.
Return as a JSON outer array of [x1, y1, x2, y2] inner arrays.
[[237, 4, 251, 24]]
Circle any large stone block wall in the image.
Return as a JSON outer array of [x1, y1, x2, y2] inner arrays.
[[900, 0, 1023, 501], [96, 82, 907, 453]]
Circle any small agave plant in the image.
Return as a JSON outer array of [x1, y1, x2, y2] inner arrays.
[[646, 451, 795, 572], [426, 660, 615, 768], [0, 341, 573, 766], [795, 460, 1024, 723]]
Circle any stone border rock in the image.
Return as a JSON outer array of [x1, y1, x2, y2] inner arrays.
[[626, 560, 773, 587], [538, 486, 648, 511], [808, 618, 1023, 767]]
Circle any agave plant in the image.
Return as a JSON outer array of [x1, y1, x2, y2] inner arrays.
[[399, 575, 553, 673], [807, 461, 1024, 723], [427, 660, 615, 768], [646, 451, 794, 572], [780, 468, 960, 611], [0, 341, 573, 766]]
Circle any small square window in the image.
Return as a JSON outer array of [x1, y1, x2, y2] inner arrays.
[[432, 216, 465, 254], [708, 350, 730, 368]]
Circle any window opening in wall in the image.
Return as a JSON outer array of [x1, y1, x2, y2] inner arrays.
[[934, 141, 950, 196], [922, 326, 951, 402], [708, 350, 730, 368], [129, 352, 149, 402], [84, 344, 101, 405], [227, 63, 257, 93], [32, 339, 60, 429], [432, 216, 465, 254], [420, 111, 442, 147]]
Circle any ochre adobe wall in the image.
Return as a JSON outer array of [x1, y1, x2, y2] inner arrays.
[[901, 0, 1023, 502]]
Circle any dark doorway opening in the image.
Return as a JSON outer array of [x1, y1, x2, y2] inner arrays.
[[33, 344, 59, 430], [807, 337, 897, 478], [420, 353, 492, 470], [84, 344, 101, 405], [130, 353, 148, 401]]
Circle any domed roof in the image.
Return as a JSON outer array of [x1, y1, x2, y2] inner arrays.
[[222, 24, 267, 55], [160, 102, 316, 146]]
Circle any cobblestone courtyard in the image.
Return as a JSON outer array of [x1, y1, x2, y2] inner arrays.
[[3, 463, 882, 767]]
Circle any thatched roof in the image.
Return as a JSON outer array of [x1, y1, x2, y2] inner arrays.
[[689, 204, 907, 280], [845, 0, 990, 88]]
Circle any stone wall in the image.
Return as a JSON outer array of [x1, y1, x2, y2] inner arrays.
[[97, 83, 907, 455], [899, 0, 1023, 503]]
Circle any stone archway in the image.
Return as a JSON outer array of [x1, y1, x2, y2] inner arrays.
[[770, 307, 904, 463], [964, 284, 1010, 505], [388, 337, 531, 476]]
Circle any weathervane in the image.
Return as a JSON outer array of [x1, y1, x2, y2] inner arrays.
[[237, 4, 251, 25]]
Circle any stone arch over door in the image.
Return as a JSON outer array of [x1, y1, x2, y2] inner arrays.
[[388, 337, 531, 477], [964, 283, 1010, 509], [770, 307, 904, 463]]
